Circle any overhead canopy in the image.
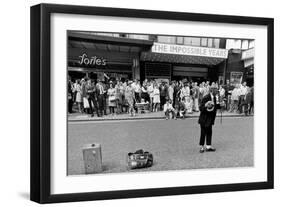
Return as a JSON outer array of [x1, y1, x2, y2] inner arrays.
[[141, 52, 225, 66]]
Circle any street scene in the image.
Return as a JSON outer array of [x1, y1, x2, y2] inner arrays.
[[67, 31, 254, 175], [68, 116, 253, 175]]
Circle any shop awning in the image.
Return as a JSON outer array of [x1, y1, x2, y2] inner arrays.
[[141, 52, 225, 66], [141, 42, 227, 66]]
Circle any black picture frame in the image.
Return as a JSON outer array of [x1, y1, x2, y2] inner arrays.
[[30, 3, 274, 204]]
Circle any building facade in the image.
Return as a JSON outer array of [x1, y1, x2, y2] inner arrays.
[[68, 32, 254, 86]]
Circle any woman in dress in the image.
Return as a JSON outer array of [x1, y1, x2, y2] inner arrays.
[[147, 81, 154, 112], [125, 81, 136, 116], [153, 85, 160, 112], [107, 82, 117, 115], [115, 81, 122, 114], [75, 80, 83, 113]]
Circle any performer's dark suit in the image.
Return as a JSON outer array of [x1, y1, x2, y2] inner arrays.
[[198, 93, 220, 146]]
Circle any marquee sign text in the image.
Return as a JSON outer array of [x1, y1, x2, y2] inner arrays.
[[151, 43, 228, 59]]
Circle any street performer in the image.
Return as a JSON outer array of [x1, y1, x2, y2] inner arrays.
[[198, 85, 223, 153]]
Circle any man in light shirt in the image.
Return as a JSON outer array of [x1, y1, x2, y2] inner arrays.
[[229, 84, 240, 113], [238, 82, 248, 113], [133, 79, 141, 103]]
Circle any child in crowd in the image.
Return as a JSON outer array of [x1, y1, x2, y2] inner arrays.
[[164, 99, 177, 120], [184, 96, 193, 114]]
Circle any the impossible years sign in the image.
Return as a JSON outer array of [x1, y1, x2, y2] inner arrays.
[[151, 43, 228, 59]]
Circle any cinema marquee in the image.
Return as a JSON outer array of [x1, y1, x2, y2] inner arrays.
[[151, 43, 228, 59]]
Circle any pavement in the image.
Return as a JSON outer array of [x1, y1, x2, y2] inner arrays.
[[67, 116, 254, 175], [68, 109, 252, 122]]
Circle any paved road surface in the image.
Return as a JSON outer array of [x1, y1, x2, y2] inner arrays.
[[67, 117, 253, 175]]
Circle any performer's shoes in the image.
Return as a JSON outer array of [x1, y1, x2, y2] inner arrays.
[[205, 147, 216, 152], [199, 147, 205, 153]]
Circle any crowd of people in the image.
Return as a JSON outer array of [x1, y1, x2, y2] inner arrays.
[[68, 76, 254, 118]]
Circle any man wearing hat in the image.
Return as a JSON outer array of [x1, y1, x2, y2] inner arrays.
[[198, 85, 222, 153]]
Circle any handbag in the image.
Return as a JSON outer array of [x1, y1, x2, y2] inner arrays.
[[127, 149, 153, 169]]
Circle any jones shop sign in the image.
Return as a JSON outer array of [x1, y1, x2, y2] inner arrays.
[[79, 53, 107, 66], [151, 43, 228, 59]]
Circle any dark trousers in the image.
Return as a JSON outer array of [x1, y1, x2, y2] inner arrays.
[[135, 93, 141, 103], [97, 94, 104, 115], [88, 96, 99, 116], [160, 96, 166, 110], [68, 99, 73, 113], [199, 125, 213, 146], [238, 95, 245, 113]]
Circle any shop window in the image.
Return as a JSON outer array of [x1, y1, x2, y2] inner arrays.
[[201, 38, 207, 46], [249, 40, 255, 48], [214, 39, 220, 48], [94, 32, 117, 37], [207, 38, 213, 47], [234, 39, 242, 49], [241, 40, 249, 49], [183, 37, 192, 45], [226, 39, 234, 49], [128, 34, 149, 40], [226, 39, 242, 49], [191, 38, 200, 46], [176, 36, 184, 44], [157, 36, 176, 44]]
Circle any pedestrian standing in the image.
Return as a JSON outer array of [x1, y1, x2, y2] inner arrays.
[[159, 82, 168, 110], [168, 82, 174, 104], [125, 81, 136, 116], [193, 82, 200, 112], [68, 78, 74, 113], [133, 79, 141, 103], [218, 85, 225, 111], [238, 82, 248, 113], [223, 79, 233, 111], [153, 85, 160, 112], [86, 79, 100, 117], [198, 86, 222, 153], [96, 79, 105, 116], [244, 86, 253, 115], [173, 81, 181, 108], [108, 82, 117, 115], [75, 80, 83, 113], [147, 81, 154, 111], [229, 84, 240, 113], [115, 80, 122, 114], [141, 82, 149, 103], [180, 82, 190, 100]]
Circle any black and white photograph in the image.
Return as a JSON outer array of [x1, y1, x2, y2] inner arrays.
[[67, 31, 255, 175], [28, 2, 274, 204]]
